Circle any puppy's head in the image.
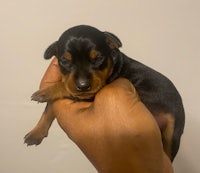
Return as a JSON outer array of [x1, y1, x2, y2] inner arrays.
[[44, 25, 122, 99]]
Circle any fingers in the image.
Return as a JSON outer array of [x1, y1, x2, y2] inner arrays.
[[98, 78, 138, 99], [52, 99, 91, 117], [104, 78, 136, 93], [52, 99, 93, 140], [39, 57, 62, 89], [95, 78, 140, 109]]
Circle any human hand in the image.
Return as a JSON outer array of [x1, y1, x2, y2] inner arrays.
[[41, 57, 173, 173]]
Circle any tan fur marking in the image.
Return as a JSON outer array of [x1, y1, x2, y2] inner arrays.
[[89, 50, 98, 59], [160, 113, 175, 160], [64, 52, 72, 61], [92, 57, 112, 87]]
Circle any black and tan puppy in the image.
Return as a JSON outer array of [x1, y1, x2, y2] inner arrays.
[[24, 25, 185, 161]]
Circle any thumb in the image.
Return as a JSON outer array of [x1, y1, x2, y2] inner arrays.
[[40, 57, 62, 89]]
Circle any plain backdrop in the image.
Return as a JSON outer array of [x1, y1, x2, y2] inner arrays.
[[1, 0, 200, 173]]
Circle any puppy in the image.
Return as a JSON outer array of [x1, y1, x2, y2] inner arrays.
[[24, 25, 185, 161]]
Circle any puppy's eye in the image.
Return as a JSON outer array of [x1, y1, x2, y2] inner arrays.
[[91, 55, 105, 68], [59, 56, 72, 68]]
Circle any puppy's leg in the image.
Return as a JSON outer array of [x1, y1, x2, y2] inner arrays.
[[24, 104, 55, 146], [155, 113, 175, 161], [25, 82, 69, 145], [31, 81, 69, 103], [161, 114, 175, 161]]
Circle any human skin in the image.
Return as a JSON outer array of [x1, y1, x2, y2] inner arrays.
[[40, 57, 174, 173]]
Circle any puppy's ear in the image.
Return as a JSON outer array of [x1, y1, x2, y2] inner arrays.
[[44, 41, 58, 59], [104, 32, 122, 49]]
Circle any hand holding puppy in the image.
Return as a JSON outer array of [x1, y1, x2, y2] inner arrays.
[[40, 58, 173, 173]]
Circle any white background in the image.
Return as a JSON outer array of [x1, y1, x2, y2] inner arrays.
[[1, 0, 200, 173]]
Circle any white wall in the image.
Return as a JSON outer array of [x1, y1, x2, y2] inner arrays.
[[1, 0, 199, 173]]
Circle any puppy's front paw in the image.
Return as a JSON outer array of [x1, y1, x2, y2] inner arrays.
[[31, 89, 51, 103], [24, 129, 48, 146]]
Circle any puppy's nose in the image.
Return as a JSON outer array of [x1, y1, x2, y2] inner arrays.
[[76, 79, 91, 91]]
